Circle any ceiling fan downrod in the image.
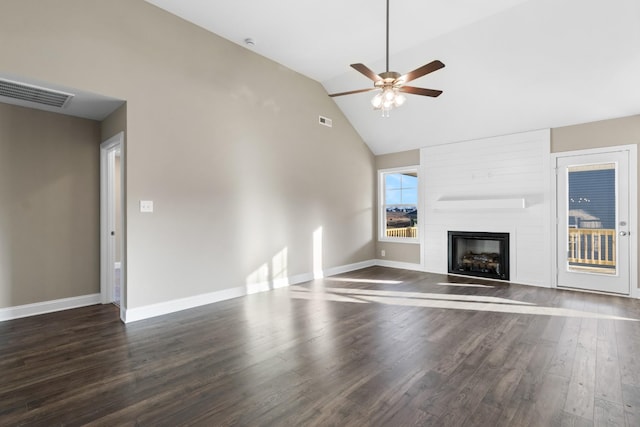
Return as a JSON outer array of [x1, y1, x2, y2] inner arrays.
[[385, 0, 390, 74]]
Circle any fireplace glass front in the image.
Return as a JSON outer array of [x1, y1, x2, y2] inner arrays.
[[448, 231, 510, 280]]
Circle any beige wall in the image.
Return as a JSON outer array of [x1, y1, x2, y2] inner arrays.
[[101, 103, 126, 143], [551, 115, 640, 153], [0, 0, 375, 310], [375, 149, 421, 264], [0, 103, 100, 308], [376, 149, 420, 170], [552, 114, 640, 290]]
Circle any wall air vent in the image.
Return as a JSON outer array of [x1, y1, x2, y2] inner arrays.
[[0, 78, 74, 108]]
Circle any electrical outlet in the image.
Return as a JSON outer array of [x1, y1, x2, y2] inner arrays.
[[381, 250, 386, 257], [140, 200, 154, 213]]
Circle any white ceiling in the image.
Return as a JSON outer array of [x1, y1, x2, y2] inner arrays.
[[146, 0, 640, 154]]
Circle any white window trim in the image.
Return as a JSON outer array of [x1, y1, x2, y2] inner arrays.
[[378, 166, 420, 244]]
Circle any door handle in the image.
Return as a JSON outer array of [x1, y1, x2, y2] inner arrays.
[[619, 231, 629, 236]]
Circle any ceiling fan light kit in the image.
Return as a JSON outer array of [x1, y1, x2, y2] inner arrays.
[[371, 88, 406, 116], [329, 0, 444, 117]]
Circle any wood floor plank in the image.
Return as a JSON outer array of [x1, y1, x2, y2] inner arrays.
[[594, 398, 626, 427], [621, 382, 640, 425], [508, 338, 557, 404], [1, 266, 639, 425], [559, 412, 594, 427], [564, 318, 598, 420], [615, 320, 640, 388], [464, 402, 505, 427], [595, 320, 624, 404], [526, 373, 571, 426], [547, 316, 582, 379], [481, 338, 538, 414]]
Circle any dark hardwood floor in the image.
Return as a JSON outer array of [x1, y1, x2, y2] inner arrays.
[[1, 266, 640, 426]]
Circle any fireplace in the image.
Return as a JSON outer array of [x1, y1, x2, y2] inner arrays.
[[448, 231, 510, 280]]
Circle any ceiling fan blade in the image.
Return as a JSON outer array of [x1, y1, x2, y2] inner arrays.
[[400, 60, 445, 84], [328, 88, 377, 97], [399, 86, 443, 97], [351, 64, 382, 82]]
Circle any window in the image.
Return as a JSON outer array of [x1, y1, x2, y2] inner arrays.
[[379, 167, 419, 242]]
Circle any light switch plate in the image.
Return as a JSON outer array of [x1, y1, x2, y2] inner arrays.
[[140, 200, 154, 213]]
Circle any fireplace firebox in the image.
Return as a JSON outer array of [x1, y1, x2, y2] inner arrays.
[[448, 231, 510, 280]]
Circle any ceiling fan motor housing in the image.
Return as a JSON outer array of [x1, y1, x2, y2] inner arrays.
[[378, 71, 400, 80], [375, 71, 402, 90]]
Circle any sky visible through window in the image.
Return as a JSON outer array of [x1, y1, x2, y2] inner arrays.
[[385, 173, 417, 205], [383, 171, 418, 237]]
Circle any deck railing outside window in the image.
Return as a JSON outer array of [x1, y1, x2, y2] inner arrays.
[[568, 228, 616, 266], [386, 227, 417, 238]]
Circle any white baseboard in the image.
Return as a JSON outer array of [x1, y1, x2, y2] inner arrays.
[[0, 293, 101, 322], [513, 279, 552, 288], [123, 286, 246, 323], [123, 259, 378, 323], [375, 259, 424, 272], [325, 259, 377, 276]]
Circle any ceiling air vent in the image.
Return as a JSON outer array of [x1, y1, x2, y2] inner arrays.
[[0, 78, 74, 108]]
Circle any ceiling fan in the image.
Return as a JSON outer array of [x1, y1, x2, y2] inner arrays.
[[328, 0, 445, 116]]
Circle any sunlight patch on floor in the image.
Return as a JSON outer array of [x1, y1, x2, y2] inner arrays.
[[323, 287, 535, 306], [288, 291, 367, 304], [355, 295, 637, 321], [326, 277, 403, 285], [436, 282, 495, 288], [288, 286, 638, 321]]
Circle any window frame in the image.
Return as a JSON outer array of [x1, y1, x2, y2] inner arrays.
[[378, 166, 420, 244]]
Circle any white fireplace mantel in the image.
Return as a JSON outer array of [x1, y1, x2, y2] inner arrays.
[[434, 197, 526, 210]]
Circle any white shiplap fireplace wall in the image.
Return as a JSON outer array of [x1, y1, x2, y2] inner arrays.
[[421, 129, 551, 287]]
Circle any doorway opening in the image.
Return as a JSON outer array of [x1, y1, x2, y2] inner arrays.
[[100, 132, 125, 319]]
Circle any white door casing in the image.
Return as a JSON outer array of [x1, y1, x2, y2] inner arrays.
[[553, 146, 637, 296], [100, 132, 125, 320]]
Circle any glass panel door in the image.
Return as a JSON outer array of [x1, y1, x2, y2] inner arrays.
[[557, 151, 629, 294]]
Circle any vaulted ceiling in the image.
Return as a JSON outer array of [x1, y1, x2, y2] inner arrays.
[[146, 0, 640, 154]]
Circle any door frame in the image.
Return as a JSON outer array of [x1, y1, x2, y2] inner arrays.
[[100, 132, 125, 320], [550, 144, 638, 298]]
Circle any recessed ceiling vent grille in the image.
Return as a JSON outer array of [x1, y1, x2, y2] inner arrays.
[[0, 78, 74, 108]]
